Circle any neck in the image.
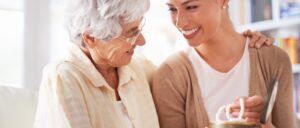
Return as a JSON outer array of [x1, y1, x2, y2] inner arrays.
[[195, 19, 246, 61], [92, 54, 119, 90], [81, 47, 120, 100], [81, 47, 118, 77], [95, 61, 117, 76]]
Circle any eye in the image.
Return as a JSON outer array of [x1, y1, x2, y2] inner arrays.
[[168, 7, 177, 12], [130, 30, 140, 37], [186, 5, 198, 10]]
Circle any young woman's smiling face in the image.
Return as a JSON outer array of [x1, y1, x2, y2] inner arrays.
[[167, 0, 226, 47]]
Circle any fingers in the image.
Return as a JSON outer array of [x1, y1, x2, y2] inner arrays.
[[249, 31, 262, 48], [230, 96, 248, 108], [254, 35, 274, 47], [231, 107, 262, 113], [245, 30, 274, 48], [254, 34, 267, 48], [244, 95, 264, 108], [229, 95, 264, 122], [231, 110, 261, 124], [245, 117, 260, 124], [266, 37, 274, 46], [243, 29, 252, 37], [232, 111, 260, 119], [228, 95, 264, 124], [231, 111, 261, 124], [230, 95, 263, 109]]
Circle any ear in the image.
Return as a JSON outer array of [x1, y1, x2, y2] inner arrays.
[[82, 32, 96, 49], [221, 0, 229, 9]]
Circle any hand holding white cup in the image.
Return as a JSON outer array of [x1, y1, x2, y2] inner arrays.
[[229, 95, 264, 124]]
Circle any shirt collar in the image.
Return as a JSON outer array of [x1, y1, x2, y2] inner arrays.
[[64, 43, 137, 88], [118, 65, 138, 87]]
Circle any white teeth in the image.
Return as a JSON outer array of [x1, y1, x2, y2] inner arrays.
[[181, 27, 199, 35]]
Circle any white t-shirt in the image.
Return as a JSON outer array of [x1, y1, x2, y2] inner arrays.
[[185, 38, 250, 121]]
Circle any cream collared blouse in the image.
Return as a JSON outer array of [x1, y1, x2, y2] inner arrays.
[[33, 44, 159, 128]]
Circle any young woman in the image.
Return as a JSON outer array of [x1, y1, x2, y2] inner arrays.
[[151, 0, 293, 127]]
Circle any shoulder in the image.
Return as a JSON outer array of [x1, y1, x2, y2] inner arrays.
[[39, 60, 87, 99], [44, 60, 80, 77], [129, 56, 157, 71], [127, 56, 157, 83], [154, 51, 193, 86], [250, 45, 291, 67], [157, 51, 191, 74], [249, 45, 292, 76], [151, 52, 192, 98], [251, 45, 289, 60], [41, 60, 83, 88]]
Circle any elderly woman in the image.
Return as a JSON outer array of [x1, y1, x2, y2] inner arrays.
[[33, 0, 273, 128], [33, 0, 159, 128], [151, 0, 293, 128]]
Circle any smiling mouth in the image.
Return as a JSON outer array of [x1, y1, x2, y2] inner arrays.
[[180, 27, 200, 35], [180, 27, 201, 39]]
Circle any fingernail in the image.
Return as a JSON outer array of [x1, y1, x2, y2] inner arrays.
[[232, 112, 238, 117]]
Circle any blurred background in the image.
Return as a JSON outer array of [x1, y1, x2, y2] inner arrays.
[[1, 0, 300, 125]]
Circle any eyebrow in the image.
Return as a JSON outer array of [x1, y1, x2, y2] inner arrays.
[[167, 0, 198, 6]]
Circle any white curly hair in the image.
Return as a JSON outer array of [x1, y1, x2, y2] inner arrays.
[[64, 0, 150, 46]]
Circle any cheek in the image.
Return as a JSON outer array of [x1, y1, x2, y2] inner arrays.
[[91, 41, 132, 67], [200, 10, 222, 35], [170, 13, 177, 26], [207, 14, 222, 33], [105, 44, 132, 66], [106, 46, 125, 61]]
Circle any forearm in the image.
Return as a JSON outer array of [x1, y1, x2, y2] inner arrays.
[[272, 82, 294, 127], [272, 64, 294, 127]]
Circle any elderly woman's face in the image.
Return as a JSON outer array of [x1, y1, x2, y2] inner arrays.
[[167, 0, 225, 47], [86, 19, 146, 67]]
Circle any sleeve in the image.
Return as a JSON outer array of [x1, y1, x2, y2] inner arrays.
[[34, 65, 93, 128], [272, 50, 294, 127], [151, 63, 186, 128]]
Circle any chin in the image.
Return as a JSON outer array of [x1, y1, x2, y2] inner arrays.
[[124, 59, 132, 65], [186, 39, 203, 47], [120, 57, 132, 66]]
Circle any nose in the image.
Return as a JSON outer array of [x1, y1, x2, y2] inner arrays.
[[133, 34, 145, 46], [174, 11, 189, 29]]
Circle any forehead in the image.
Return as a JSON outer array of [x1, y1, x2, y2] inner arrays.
[[167, 0, 211, 5], [167, 0, 198, 4]]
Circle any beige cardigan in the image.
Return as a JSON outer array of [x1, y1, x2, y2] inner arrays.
[[151, 46, 294, 128]]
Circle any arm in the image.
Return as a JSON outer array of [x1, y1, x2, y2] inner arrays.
[[56, 69, 93, 128], [231, 48, 294, 127], [151, 64, 186, 128], [272, 51, 294, 127], [35, 65, 93, 128]]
